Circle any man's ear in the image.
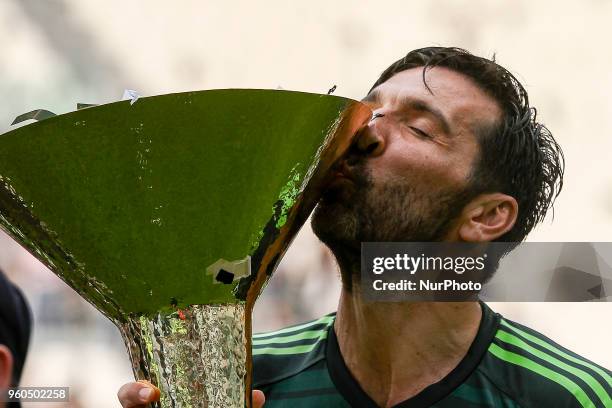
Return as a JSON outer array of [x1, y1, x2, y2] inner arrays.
[[457, 193, 518, 242], [0, 345, 14, 389]]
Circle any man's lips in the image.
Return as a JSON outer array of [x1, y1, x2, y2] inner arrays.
[[323, 161, 356, 194], [332, 170, 350, 180], [331, 161, 354, 181]]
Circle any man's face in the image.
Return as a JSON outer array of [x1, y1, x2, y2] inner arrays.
[[311, 66, 502, 251]]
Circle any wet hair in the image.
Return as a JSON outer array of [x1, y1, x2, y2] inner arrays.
[[369, 47, 564, 243]]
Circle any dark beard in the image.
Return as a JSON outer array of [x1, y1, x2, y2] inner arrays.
[[311, 163, 476, 291]]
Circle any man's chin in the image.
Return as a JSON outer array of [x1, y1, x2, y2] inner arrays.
[[311, 200, 359, 249]]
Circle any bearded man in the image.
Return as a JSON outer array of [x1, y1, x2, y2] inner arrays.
[[118, 47, 611, 408]]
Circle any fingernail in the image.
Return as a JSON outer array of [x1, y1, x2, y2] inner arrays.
[[139, 387, 153, 401]]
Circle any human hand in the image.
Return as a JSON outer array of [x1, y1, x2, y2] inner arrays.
[[117, 380, 265, 407]]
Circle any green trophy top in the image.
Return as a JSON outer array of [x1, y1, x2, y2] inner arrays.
[[0, 89, 370, 320]]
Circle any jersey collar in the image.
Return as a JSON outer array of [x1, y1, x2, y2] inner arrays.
[[326, 301, 500, 408]]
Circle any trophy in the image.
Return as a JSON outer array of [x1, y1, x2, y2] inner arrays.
[[0, 89, 371, 407]]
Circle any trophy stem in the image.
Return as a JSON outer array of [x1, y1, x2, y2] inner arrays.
[[119, 304, 248, 408]]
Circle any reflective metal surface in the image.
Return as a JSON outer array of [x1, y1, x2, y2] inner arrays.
[[121, 304, 246, 408]]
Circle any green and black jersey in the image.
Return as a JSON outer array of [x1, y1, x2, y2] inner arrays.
[[252, 303, 611, 407]]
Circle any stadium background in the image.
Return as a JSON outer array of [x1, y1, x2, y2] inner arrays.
[[0, 1, 611, 406]]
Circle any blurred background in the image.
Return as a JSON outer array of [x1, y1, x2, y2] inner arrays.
[[1, 0, 611, 406]]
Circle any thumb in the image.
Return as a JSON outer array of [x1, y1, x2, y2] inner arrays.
[[117, 380, 160, 408], [253, 390, 266, 407]]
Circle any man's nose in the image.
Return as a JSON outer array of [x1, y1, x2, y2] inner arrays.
[[354, 113, 386, 157]]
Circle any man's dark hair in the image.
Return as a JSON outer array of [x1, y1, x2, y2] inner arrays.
[[369, 46, 565, 243], [0, 270, 32, 387]]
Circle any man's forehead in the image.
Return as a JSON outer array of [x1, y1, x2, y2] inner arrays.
[[366, 67, 482, 100]]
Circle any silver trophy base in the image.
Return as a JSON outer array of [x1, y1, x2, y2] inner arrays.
[[119, 303, 247, 408]]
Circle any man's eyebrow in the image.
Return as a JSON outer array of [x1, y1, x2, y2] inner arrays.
[[401, 97, 451, 135]]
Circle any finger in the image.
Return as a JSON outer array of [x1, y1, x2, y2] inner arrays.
[[117, 380, 161, 408], [253, 390, 266, 408]]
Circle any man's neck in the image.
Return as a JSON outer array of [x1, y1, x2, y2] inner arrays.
[[334, 288, 482, 408]]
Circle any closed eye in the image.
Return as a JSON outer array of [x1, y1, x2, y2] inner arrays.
[[410, 126, 432, 139]]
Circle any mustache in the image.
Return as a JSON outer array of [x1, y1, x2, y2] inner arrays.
[[320, 160, 370, 204], [328, 158, 371, 188], [347, 162, 370, 188], [342, 141, 373, 187]]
